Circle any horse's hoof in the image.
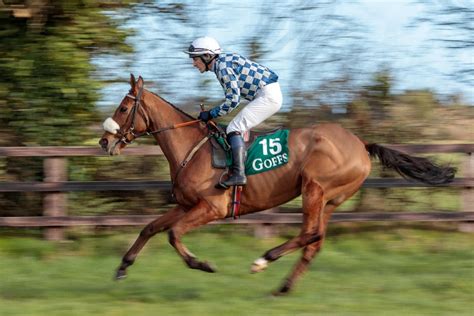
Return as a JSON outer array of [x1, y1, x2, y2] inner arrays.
[[115, 269, 128, 280], [273, 282, 292, 296], [188, 257, 217, 273], [272, 288, 291, 296], [200, 261, 217, 273], [250, 257, 268, 273]]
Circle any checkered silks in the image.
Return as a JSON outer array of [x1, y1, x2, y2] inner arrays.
[[210, 53, 278, 118]]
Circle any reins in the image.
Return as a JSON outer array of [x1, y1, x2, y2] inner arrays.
[[118, 87, 225, 193], [118, 87, 203, 143], [131, 119, 202, 138]]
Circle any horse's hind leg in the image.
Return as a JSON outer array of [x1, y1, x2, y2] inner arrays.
[[115, 205, 186, 279], [251, 177, 325, 273], [275, 204, 336, 295], [168, 200, 224, 273]]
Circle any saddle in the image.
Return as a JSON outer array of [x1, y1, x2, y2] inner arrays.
[[207, 124, 289, 218], [209, 124, 286, 218]]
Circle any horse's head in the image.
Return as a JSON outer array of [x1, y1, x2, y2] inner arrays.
[[99, 74, 150, 155]]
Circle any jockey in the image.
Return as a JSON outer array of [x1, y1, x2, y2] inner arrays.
[[184, 36, 283, 187]]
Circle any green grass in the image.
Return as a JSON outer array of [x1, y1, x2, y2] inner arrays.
[[0, 227, 473, 316]]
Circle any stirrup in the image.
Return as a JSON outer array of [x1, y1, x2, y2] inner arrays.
[[223, 175, 247, 186], [215, 172, 246, 190], [215, 170, 230, 189], [215, 181, 229, 190]]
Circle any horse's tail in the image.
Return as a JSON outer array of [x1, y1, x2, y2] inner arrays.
[[365, 143, 456, 185]]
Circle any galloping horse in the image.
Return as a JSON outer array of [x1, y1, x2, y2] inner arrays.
[[99, 75, 455, 295]]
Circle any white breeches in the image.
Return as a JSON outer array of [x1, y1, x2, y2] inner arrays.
[[226, 82, 282, 134]]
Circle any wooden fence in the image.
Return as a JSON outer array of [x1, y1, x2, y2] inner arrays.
[[0, 144, 473, 240]]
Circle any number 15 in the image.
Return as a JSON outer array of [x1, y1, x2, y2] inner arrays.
[[259, 138, 282, 155]]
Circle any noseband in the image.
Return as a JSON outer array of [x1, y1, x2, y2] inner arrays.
[[116, 84, 146, 145]]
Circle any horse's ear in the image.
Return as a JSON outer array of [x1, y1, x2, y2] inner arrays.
[[136, 76, 144, 90], [130, 74, 136, 90]]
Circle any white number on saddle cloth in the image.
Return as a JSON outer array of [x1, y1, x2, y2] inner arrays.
[[258, 138, 282, 156]]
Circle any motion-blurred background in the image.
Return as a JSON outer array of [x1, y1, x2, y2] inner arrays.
[[0, 1, 472, 315], [0, 0, 472, 217]]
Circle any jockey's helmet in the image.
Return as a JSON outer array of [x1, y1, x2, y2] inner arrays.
[[184, 36, 222, 57]]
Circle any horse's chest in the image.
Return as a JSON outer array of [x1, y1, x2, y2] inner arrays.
[[172, 186, 200, 207]]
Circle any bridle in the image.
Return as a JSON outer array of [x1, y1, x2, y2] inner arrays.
[[116, 84, 146, 144], [106, 82, 227, 196], [116, 84, 201, 145]]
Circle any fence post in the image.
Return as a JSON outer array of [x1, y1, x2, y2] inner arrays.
[[43, 157, 67, 240], [461, 152, 473, 211], [459, 152, 474, 233], [254, 208, 278, 238]]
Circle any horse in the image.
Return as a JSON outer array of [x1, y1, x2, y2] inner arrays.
[[99, 74, 455, 295]]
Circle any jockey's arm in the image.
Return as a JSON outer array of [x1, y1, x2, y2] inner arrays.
[[210, 67, 241, 118]]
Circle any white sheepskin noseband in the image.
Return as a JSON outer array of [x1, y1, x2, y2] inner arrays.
[[103, 117, 120, 134]]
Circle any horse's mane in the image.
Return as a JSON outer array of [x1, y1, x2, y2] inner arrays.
[[147, 89, 196, 121]]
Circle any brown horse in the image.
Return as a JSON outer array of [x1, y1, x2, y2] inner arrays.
[[99, 75, 455, 295]]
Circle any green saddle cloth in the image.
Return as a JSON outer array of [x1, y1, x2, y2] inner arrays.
[[213, 129, 290, 176]]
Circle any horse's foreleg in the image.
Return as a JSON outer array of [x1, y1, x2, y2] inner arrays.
[[275, 204, 336, 295], [168, 200, 223, 273], [115, 205, 186, 280], [251, 178, 325, 274]]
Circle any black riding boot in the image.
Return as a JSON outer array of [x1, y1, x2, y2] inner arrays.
[[222, 132, 247, 187]]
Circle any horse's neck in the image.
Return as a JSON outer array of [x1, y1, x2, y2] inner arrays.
[[145, 92, 206, 176]]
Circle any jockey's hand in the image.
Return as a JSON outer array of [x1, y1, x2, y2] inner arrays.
[[198, 110, 212, 122]]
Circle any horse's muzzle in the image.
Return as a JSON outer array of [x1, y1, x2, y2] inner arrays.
[[99, 138, 108, 151]]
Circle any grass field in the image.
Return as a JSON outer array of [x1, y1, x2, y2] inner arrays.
[[0, 225, 473, 316]]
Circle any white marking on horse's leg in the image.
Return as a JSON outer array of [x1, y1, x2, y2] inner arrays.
[[251, 257, 268, 273]]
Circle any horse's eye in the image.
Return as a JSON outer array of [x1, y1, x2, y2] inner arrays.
[[120, 107, 128, 113]]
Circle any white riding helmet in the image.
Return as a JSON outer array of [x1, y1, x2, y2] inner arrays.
[[184, 36, 222, 57]]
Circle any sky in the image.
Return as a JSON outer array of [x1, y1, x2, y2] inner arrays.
[[344, 0, 472, 97], [95, 0, 473, 110]]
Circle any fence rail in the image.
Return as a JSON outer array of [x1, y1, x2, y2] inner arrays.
[[0, 143, 472, 157], [0, 144, 472, 239], [1, 212, 473, 227], [0, 178, 471, 192]]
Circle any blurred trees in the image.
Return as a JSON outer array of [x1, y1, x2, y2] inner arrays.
[[0, 1, 472, 218], [0, 0, 133, 146], [410, 0, 473, 84], [343, 68, 472, 212], [0, 0, 134, 215]]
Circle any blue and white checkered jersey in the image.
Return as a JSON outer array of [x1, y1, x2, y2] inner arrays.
[[209, 53, 278, 118]]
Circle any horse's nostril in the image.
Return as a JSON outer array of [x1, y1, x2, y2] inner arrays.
[[99, 138, 108, 149]]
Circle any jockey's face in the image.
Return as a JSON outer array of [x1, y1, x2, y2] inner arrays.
[[192, 56, 208, 73]]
